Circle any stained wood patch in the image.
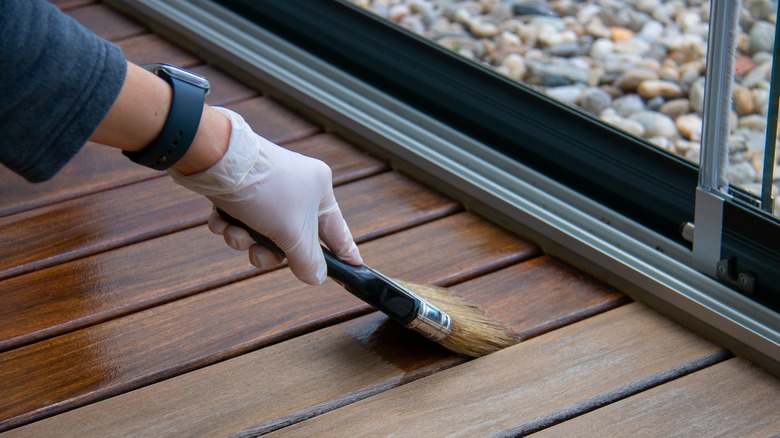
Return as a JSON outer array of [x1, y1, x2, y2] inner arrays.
[[5, 252, 623, 437], [0, 144, 156, 217], [65, 4, 147, 41], [0, 212, 538, 431], [0, 135, 388, 280], [0, 172, 459, 351], [118, 33, 201, 67]]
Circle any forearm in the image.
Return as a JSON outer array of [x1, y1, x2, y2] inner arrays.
[[90, 62, 230, 175]]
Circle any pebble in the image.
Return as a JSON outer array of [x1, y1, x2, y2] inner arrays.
[[580, 87, 612, 115], [659, 99, 691, 118], [614, 68, 658, 92], [688, 77, 706, 113], [613, 94, 646, 117], [748, 20, 776, 54], [354, 0, 780, 212], [546, 84, 585, 105], [676, 113, 703, 141], [601, 108, 646, 137], [733, 86, 756, 116], [637, 80, 683, 99], [629, 110, 679, 138]]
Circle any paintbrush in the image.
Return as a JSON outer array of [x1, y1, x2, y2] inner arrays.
[[216, 208, 518, 357]]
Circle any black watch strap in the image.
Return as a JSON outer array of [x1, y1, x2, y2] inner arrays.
[[123, 65, 209, 170]]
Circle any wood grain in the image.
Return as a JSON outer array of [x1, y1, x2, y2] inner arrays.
[[193, 65, 260, 106], [0, 88, 324, 219], [0, 212, 538, 431], [5, 254, 624, 437], [266, 304, 725, 437], [118, 33, 201, 67], [284, 133, 388, 185], [0, 135, 387, 280], [51, 0, 96, 11], [227, 97, 322, 144], [65, 3, 147, 41], [0, 37, 256, 219], [0, 144, 156, 218], [448, 255, 629, 340], [0, 171, 459, 351], [534, 358, 780, 436]]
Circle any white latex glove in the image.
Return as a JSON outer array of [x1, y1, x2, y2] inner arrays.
[[169, 107, 362, 285]]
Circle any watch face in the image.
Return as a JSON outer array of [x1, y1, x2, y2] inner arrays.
[[142, 63, 211, 93]]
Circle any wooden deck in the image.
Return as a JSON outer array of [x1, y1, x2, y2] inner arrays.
[[2, 2, 780, 436]]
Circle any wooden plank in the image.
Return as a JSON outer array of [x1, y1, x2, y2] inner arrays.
[[118, 33, 201, 67], [535, 358, 780, 436], [263, 304, 725, 437], [0, 47, 246, 219], [0, 212, 538, 431], [0, 133, 386, 280], [0, 171, 458, 351], [5, 255, 625, 437], [447, 256, 629, 341], [51, 0, 96, 11], [0, 178, 206, 281], [0, 90, 317, 218], [227, 97, 321, 144], [0, 144, 156, 218], [65, 4, 147, 41], [284, 133, 388, 185], [194, 65, 259, 106]]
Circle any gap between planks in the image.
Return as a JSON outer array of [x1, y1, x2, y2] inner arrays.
[[6, 255, 625, 437]]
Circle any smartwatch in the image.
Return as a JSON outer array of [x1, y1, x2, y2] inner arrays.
[[123, 64, 211, 170]]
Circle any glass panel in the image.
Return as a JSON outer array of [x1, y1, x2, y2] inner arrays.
[[350, 0, 779, 218]]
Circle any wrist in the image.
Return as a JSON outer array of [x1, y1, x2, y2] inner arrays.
[[171, 105, 231, 176], [168, 107, 270, 197]]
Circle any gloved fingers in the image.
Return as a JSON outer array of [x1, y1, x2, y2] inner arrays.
[[282, 216, 328, 286], [318, 205, 363, 266], [208, 209, 229, 235], [248, 245, 285, 271], [223, 225, 258, 251]]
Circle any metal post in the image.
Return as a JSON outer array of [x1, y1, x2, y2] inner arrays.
[[760, 3, 780, 213], [693, 0, 740, 276]]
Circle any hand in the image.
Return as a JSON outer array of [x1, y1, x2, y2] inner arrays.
[[170, 107, 362, 285]]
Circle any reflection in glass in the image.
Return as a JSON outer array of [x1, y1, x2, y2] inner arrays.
[[350, 0, 779, 217]]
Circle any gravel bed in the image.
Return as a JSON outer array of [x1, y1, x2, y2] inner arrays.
[[351, 0, 780, 216]]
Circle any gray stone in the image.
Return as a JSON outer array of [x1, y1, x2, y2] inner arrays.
[[580, 87, 612, 115], [629, 110, 679, 138], [748, 20, 776, 54]]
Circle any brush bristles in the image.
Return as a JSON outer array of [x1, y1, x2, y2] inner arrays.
[[396, 280, 520, 358]]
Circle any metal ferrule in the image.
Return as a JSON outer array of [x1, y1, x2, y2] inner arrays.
[[405, 299, 452, 341], [365, 266, 453, 341]]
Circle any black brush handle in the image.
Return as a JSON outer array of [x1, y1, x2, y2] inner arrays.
[[216, 208, 419, 325]]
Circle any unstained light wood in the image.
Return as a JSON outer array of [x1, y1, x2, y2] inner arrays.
[[266, 304, 725, 437], [535, 358, 780, 437]]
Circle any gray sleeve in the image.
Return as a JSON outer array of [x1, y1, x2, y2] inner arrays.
[[0, 0, 127, 182]]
